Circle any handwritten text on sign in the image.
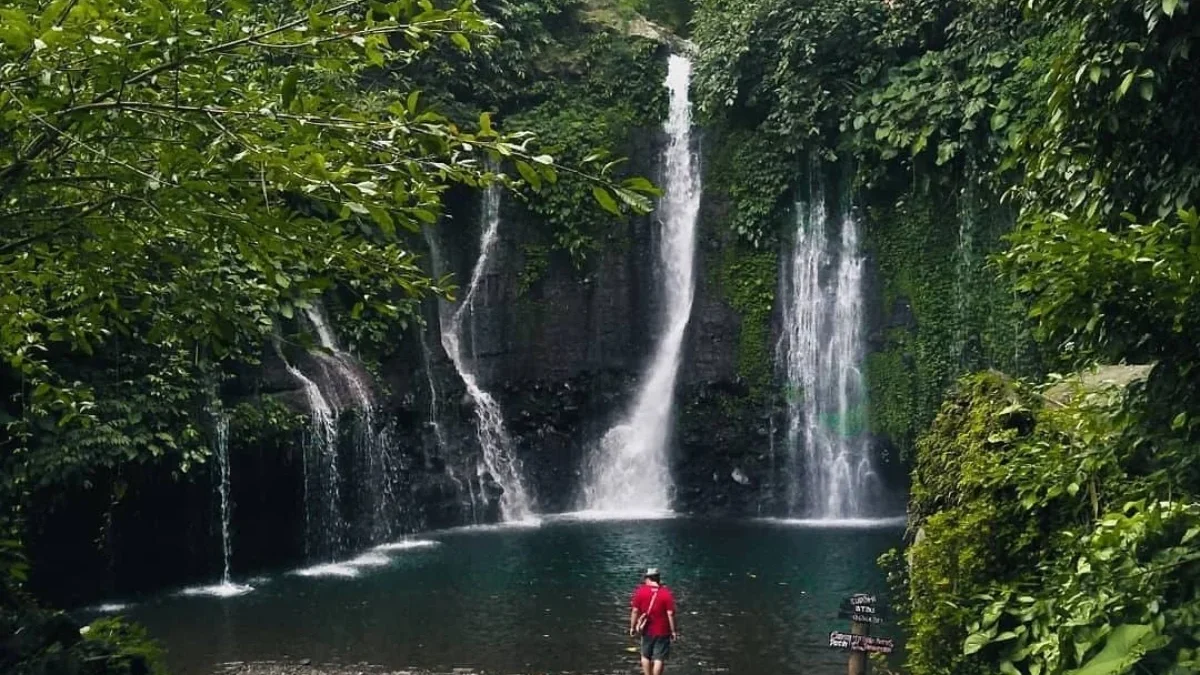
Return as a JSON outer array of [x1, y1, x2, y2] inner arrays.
[[828, 631, 896, 655], [837, 611, 885, 624]]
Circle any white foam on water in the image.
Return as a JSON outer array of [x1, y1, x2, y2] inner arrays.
[[373, 539, 441, 552], [550, 509, 678, 523], [759, 516, 907, 529], [436, 518, 544, 534], [345, 552, 391, 568], [291, 562, 361, 578], [90, 602, 132, 613], [180, 582, 255, 598]]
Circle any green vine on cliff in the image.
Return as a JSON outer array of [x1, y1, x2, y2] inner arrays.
[[718, 248, 778, 399], [706, 127, 794, 249]]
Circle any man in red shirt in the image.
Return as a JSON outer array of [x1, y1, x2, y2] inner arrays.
[[628, 567, 678, 675]]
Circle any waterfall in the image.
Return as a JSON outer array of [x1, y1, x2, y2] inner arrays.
[[303, 304, 401, 542], [422, 226, 482, 523], [779, 163, 880, 519], [214, 414, 233, 584], [281, 350, 345, 560], [584, 54, 701, 514], [954, 181, 977, 366], [439, 186, 534, 522], [181, 412, 252, 597]]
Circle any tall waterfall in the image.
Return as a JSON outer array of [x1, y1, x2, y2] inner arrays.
[[779, 164, 879, 519], [303, 304, 400, 542], [584, 54, 701, 514], [440, 186, 534, 522]]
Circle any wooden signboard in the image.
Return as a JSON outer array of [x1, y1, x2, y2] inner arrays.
[[828, 631, 896, 655], [833, 592, 895, 674], [838, 594, 889, 620]]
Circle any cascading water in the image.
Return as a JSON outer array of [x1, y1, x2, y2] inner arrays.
[[281, 349, 345, 560], [182, 412, 252, 596], [953, 181, 978, 366], [584, 54, 701, 514], [440, 187, 534, 522], [422, 226, 482, 522], [779, 163, 880, 519], [303, 304, 401, 542], [214, 414, 233, 584]]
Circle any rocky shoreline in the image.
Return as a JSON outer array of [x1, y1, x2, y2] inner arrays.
[[213, 662, 631, 675]]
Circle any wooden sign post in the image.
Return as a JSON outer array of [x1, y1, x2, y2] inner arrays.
[[828, 593, 894, 675], [850, 617, 869, 675]]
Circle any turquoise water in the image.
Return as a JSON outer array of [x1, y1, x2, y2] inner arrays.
[[120, 517, 903, 675]]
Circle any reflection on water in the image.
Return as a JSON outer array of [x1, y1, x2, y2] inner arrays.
[[122, 518, 902, 675]]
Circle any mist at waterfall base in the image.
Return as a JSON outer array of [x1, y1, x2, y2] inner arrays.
[[118, 518, 900, 675], [584, 54, 700, 515]]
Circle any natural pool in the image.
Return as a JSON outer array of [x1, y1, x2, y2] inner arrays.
[[111, 516, 903, 675]]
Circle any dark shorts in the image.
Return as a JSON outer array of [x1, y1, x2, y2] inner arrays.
[[640, 634, 671, 661]]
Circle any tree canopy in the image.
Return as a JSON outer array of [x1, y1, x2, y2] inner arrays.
[[0, 0, 659, 503]]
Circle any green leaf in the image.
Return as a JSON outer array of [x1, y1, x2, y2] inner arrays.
[[592, 186, 621, 216], [407, 90, 420, 115], [1163, 0, 1180, 16], [515, 160, 541, 191], [621, 176, 657, 193], [964, 631, 990, 656], [450, 32, 470, 52], [281, 69, 300, 109], [1065, 624, 1166, 675], [1171, 412, 1187, 430], [1117, 72, 1135, 100]]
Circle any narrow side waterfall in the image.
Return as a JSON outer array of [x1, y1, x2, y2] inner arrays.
[[953, 181, 977, 366], [440, 187, 534, 522], [282, 352, 345, 559], [303, 304, 401, 542], [779, 165, 880, 519], [584, 54, 701, 514], [182, 412, 252, 597], [214, 414, 233, 584]]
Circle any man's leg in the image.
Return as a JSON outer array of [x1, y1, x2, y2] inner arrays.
[[640, 635, 653, 675], [641, 656, 652, 675], [651, 637, 670, 675]]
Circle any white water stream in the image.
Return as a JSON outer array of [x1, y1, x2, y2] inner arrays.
[[303, 304, 402, 542], [584, 54, 701, 514], [440, 187, 535, 522], [779, 164, 879, 519]]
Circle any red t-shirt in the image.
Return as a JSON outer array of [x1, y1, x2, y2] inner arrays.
[[631, 583, 676, 637]]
